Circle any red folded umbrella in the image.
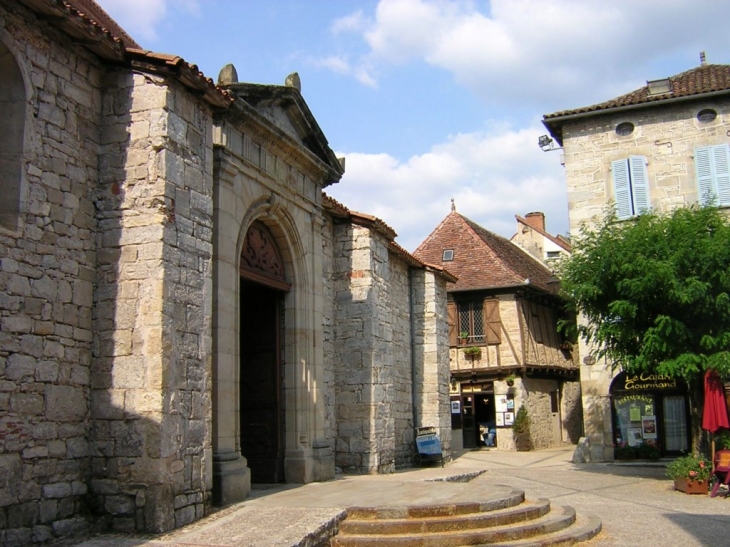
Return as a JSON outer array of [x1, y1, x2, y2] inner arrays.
[[703, 369, 729, 470], [703, 369, 729, 433]]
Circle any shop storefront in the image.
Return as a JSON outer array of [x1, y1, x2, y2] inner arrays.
[[452, 382, 496, 449], [611, 371, 689, 457]]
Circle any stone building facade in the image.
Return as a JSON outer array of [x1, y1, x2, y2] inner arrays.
[[542, 61, 730, 461], [510, 212, 571, 267], [0, 1, 453, 544], [414, 208, 582, 453]]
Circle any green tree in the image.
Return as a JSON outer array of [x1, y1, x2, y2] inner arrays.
[[558, 206, 730, 445]]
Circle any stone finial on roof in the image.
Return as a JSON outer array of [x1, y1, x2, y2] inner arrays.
[[218, 63, 239, 85], [451, 198, 456, 212], [285, 72, 301, 92]]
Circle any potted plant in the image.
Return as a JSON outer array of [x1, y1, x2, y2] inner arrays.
[[505, 373, 516, 387], [512, 406, 532, 451], [459, 331, 469, 345], [463, 346, 481, 359], [666, 453, 711, 494]]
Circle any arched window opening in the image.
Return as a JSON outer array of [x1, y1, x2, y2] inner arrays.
[[0, 41, 26, 231]]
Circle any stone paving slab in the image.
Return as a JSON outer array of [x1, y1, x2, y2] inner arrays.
[[56, 446, 730, 547]]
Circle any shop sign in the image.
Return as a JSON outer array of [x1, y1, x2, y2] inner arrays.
[[621, 372, 677, 391]]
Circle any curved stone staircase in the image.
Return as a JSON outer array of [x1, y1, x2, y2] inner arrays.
[[329, 488, 601, 547]]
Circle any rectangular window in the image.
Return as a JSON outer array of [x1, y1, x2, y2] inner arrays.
[[458, 301, 485, 344], [611, 156, 650, 220], [695, 144, 730, 206]]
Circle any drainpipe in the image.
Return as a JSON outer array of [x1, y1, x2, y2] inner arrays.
[[409, 267, 419, 429]]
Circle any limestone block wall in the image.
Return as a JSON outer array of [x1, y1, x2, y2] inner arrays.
[[561, 379, 583, 444], [0, 4, 101, 543], [321, 214, 337, 447], [412, 269, 451, 455], [92, 72, 214, 533], [522, 378, 558, 449], [332, 223, 396, 473], [561, 97, 730, 234]]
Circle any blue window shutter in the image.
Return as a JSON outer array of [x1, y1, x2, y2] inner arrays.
[[629, 156, 650, 214], [612, 159, 633, 219], [695, 146, 715, 205], [712, 144, 730, 205]]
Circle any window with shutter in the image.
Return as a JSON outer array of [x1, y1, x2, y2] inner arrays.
[[447, 301, 457, 346], [695, 145, 730, 206], [483, 299, 501, 345], [457, 301, 485, 344], [611, 156, 650, 220]]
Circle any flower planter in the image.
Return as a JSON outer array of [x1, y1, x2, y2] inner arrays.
[[674, 478, 708, 495]]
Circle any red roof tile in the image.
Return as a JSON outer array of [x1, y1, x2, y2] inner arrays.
[[543, 64, 730, 144], [414, 212, 555, 293]]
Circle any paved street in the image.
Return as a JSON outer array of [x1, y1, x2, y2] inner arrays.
[[58, 445, 729, 547]]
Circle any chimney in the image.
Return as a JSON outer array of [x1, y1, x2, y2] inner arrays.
[[524, 212, 546, 232], [700, 51, 707, 66]]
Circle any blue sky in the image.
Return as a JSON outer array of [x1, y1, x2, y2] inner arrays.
[[98, 0, 730, 251]]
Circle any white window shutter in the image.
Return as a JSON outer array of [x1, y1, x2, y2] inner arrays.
[[712, 144, 730, 205], [611, 159, 633, 219], [629, 156, 650, 214], [695, 146, 715, 205]]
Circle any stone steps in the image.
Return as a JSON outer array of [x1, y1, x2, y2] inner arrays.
[[330, 490, 601, 547]]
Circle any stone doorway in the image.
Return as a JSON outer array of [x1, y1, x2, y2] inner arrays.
[[239, 279, 285, 483]]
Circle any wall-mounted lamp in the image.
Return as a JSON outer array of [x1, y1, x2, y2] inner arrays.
[[538, 134, 559, 152]]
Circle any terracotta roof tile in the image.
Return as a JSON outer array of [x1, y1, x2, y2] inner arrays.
[[545, 64, 730, 120], [414, 212, 555, 293], [543, 64, 730, 143]]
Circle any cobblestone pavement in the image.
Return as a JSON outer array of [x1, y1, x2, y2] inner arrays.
[[57, 445, 730, 547]]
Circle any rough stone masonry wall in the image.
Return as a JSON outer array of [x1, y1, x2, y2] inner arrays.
[[412, 269, 451, 455], [332, 223, 396, 474], [522, 377, 560, 450], [320, 214, 337, 446], [0, 4, 101, 544], [389, 256, 415, 468], [92, 71, 213, 533]]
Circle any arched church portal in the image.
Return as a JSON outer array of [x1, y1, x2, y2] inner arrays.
[[239, 221, 291, 483]]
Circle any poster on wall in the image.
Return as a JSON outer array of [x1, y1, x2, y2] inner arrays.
[[496, 396, 509, 413], [451, 401, 461, 414], [627, 427, 643, 446], [641, 416, 658, 439], [506, 398, 514, 410], [629, 406, 641, 422], [496, 413, 505, 427], [504, 412, 514, 426]]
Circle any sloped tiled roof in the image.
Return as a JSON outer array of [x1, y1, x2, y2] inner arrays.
[[543, 64, 730, 144], [413, 212, 555, 293], [515, 215, 571, 252]]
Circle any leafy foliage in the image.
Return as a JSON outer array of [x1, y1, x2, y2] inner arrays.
[[665, 453, 711, 482], [512, 406, 530, 435], [558, 205, 730, 382]]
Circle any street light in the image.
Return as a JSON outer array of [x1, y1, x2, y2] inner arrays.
[[538, 134, 558, 152]]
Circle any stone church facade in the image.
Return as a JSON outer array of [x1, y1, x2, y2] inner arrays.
[[0, 1, 452, 544]]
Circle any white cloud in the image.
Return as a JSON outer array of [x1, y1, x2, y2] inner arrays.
[[327, 0, 730, 110], [328, 123, 568, 251], [97, 0, 200, 42], [332, 10, 367, 35]]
